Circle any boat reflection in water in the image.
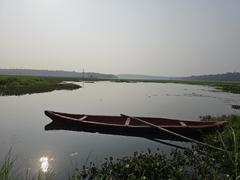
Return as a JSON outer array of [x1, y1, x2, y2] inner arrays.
[[45, 121, 197, 142], [44, 121, 193, 150]]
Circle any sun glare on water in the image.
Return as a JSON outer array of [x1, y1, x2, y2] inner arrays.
[[40, 156, 49, 173]]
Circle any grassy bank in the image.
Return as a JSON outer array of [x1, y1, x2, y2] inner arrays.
[[1, 115, 240, 179], [0, 75, 81, 96]]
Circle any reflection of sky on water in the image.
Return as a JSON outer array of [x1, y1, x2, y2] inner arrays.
[[40, 156, 49, 173], [39, 155, 55, 174], [0, 82, 239, 179]]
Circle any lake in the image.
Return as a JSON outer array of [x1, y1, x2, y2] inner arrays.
[[0, 82, 239, 179]]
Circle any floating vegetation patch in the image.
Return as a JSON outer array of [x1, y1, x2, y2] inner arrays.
[[166, 92, 212, 98]]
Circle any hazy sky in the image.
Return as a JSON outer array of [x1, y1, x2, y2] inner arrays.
[[0, 0, 240, 76]]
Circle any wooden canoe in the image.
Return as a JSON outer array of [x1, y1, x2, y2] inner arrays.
[[44, 110, 225, 139]]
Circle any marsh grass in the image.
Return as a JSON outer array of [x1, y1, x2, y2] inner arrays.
[[201, 115, 240, 179], [0, 75, 81, 96], [0, 149, 15, 180]]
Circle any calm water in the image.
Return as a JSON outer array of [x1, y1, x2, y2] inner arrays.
[[0, 82, 239, 178]]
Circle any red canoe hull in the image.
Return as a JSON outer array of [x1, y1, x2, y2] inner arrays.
[[44, 110, 225, 139]]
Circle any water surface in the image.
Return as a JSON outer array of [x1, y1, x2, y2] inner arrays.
[[0, 82, 239, 178]]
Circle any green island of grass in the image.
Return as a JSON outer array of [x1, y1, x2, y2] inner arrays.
[[1, 115, 240, 179], [0, 76, 81, 96]]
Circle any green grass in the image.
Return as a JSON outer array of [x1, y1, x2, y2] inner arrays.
[[0, 75, 81, 96], [200, 115, 240, 178], [0, 149, 15, 180]]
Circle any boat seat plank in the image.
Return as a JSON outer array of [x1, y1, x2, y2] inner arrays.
[[79, 115, 88, 121], [180, 121, 187, 126], [125, 118, 131, 126]]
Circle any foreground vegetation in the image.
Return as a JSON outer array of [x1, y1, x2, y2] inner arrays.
[[0, 76, 81, 96], [1, 115, 240, 179], [69, 115, 240, 180]]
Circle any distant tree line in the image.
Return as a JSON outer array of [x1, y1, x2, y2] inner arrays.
[[182, 72, 240, 81], [0, 69, 117, 79]]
